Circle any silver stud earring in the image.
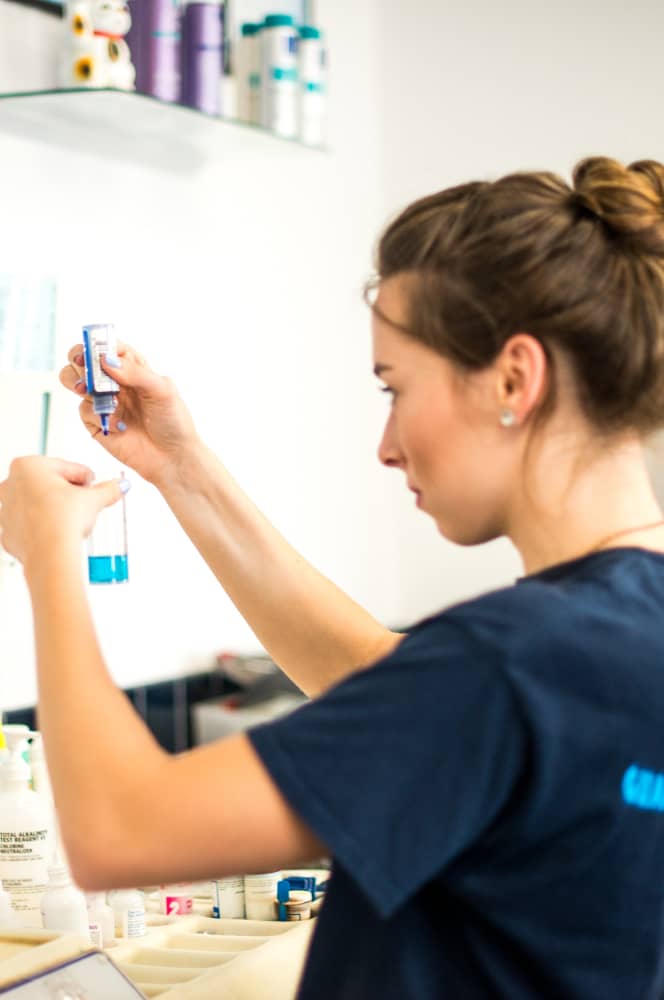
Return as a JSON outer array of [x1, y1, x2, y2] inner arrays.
[[499, 408, 516, 428]]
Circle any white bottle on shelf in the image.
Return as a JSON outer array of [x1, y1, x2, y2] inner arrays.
[[0, 726, 54, 927], [236, 21, 262, 124], [86, 891, 115, 947], [244, 871, 281, 921], [108, 888, 146, 938], [27, 732, 53, 805], [260, 13, 298, 138], [40, 856, 91, 940], [209, 875, 245, 918], [298, 24, 326, 147]]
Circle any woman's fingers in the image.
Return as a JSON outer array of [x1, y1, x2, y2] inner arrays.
[[60, 344, 86, 393], [99, 347, 168, 400], [46, 457, 94, 486]]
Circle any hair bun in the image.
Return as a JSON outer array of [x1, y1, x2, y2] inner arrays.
[[571, 156, 664, 256]]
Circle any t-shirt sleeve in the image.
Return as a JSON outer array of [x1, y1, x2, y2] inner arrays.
[[248, 616, 527, 918]]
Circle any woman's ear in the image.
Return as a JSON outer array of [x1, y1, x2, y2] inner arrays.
[[494, 333, 548, 425]]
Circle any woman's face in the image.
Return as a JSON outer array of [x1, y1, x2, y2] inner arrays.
[[371, 279, 516, 545]]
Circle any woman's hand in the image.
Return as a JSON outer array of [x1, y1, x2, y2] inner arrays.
[[0, 456, 125, 571], [60, 342, 199, 487]]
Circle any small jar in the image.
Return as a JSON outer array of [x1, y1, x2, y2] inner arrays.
[[108, 888, 146, 938], [244, 871, 281, 921], [209, 876, 245, 919]]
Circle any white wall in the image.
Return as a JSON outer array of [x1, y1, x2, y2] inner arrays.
[[2, 0, 662, 709], [371, 0, 664, 624]]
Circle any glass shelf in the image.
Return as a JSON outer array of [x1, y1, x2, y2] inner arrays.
[[0, 87, 322, 174]]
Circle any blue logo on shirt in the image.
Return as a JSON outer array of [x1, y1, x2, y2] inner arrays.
[[622, 763, 664, 812]]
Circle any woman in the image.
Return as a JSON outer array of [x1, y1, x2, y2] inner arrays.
[[1, 156, 664, 998]]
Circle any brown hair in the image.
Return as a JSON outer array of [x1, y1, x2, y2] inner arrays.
[[366, 157, 664, 435]]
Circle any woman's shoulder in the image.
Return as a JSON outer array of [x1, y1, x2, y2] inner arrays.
[[403, 547, 664, 666]]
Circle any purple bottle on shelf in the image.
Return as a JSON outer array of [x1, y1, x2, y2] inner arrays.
[[126, 0, 182, 103], [181, 0, 224, 116]]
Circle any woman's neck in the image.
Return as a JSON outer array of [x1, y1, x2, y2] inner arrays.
[[509, 434, 664, 575]]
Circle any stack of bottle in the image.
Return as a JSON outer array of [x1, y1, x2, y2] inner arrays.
[[126, 3, 327, 146], [240, 14, 326, 146], [209, 870, 323, 921], [0, 723, 150, 944]]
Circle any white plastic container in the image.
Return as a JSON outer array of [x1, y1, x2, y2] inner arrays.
[[27, 733, 53, 804], [260, 13, 298, 138], [160, 882, 193, 916], [86, 891, 115, 947], [210, 876, 245, 918], [236, 22, 262, 124], [244, 872, 280, 921], [108, 888, 146, 938], [40, 858, 91, 940], [0, 726, 54, 927], [297, 25, 325, 147]]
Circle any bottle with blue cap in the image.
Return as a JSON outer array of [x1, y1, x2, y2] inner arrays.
[[82, 323, 120, 437], [298, 24, 326, 147], [236, 22, 263, 124], [260, 13, 299, 138]]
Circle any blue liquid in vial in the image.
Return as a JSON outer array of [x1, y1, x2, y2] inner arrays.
[[88, 555, 129, 584]]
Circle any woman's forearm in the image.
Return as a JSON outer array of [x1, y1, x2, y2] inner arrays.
[[157, 441, 402, 696], [24, 545, 167, 883]]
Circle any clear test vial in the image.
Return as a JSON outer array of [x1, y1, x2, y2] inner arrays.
[[88, 473, 129, 585]]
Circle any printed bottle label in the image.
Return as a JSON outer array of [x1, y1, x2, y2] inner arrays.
[[211, 876, 244, 919], [0, 828, 50, 922], [123, 907, 146, 937], [89, 920, 102, 947]]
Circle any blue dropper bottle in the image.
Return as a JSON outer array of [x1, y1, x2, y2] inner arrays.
[[82, 324, 119, 437]]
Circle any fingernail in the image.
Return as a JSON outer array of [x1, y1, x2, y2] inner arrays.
[[74, 378, 85, 390], [104, 353, 122, 369], [119, 477, 131, 494], [117, 421, 127, 432]]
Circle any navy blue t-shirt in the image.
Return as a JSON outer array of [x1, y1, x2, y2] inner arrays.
[[249, 548, 664, 999]]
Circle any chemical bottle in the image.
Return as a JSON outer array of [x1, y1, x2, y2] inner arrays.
[[236, 22, 262, 123], [40, 855, 91, 940], [260, 13, 298, 138], [297, 25, 325, 147], [108, 888, 146, 938], [181, 0, 224, 116], [0, 726, 54, 926], [209, 875, 245, 918], [244, 871, 281, 920], [126, 0, 182, 103], [86, 892, 115, 947], [27, 732, 53, 805], [0, 880, 17, 927]]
